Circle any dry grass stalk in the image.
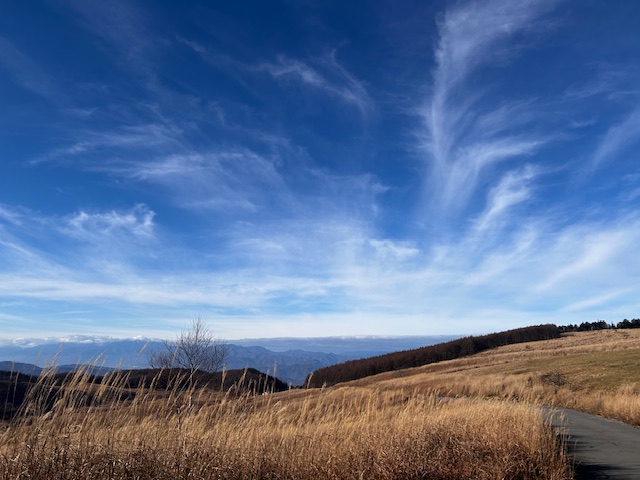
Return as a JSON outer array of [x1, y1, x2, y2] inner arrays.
[[0, 365, 571, 479]]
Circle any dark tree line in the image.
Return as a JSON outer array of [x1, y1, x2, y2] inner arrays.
[[0, 367, 289, 421], [617, 318, 640, 329], [559, 318, 640, 333], [306, 324, 560, 388]]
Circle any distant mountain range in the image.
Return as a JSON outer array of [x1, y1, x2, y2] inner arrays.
[[0, 361, 117, 377], [0, 335, 459, 386]]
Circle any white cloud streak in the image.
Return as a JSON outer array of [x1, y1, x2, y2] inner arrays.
[[0, 36, 63, 103], [63, 0, 153, 64], [0, 204, 26, 225], [65, 205, 155, 240], [474, 165, 538, 232], [260, 53, 372, 113], [423, 0, 557, 217], [4, 0, 640, 339], [177, 36, 373, 114], [433, 0, 555, 91], [121, 151, 290, 212], [32, 124, 184, 165], [0, 204, 157, 277], [2, 198, 640, 337], [589, 105, 640, 171]]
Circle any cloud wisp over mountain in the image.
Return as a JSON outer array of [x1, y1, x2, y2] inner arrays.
[[1, 1, 640, 340]]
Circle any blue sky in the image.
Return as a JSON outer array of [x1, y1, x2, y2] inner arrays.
[[1, 0, 640, 340]]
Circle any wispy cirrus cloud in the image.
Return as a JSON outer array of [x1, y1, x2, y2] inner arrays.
[[588, 105, 640, 171], [101, 143, 387, 223], [0, 214, 415, 330], [178, 35, 373, 115], [562, 66, 640, 101], [116, 150, 289, 213], [2, 196, 640, 338], [473, 164, 539, 232], [438, 137, 544, 215], [32, 123, 184, 165], [423, 0, 559, 218], [0, 204, 27, 226], [260, 53, 373, 114], [65, 205, 155, 240], [534, 225, 632, 293], [408, 0, 640, 327], [62, 0, 153, 65], [4, 0, 640, 340], [0, 36, 64, 103], [0, 204, 157, 271], [432, 0, 557, 94]]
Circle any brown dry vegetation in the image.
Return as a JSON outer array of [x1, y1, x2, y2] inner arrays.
[[308, 324, 560, 387], [349, 330, 640, 426], [0, 364, 571, 479]]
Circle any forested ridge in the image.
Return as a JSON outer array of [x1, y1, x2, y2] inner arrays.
[[306, 324, 560, 388]]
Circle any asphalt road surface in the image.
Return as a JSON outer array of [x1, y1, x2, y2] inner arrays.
[[546, 408, 640, 479]]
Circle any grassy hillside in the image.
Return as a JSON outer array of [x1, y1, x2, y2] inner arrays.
[[2, 329, 635, 478], [0, 341, 572, 479], [307, 324, 560, 387], [347, 329, 640, 425]]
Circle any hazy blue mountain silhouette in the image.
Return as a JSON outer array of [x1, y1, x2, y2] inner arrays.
[[0, 336, 459, 385]]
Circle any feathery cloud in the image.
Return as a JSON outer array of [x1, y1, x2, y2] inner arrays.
[[0, 36, 63, 103], [260, 53, 372, 113], [589, 105, 640, 171], [65, 205, 155, 240], [423, 0, 558, 217]]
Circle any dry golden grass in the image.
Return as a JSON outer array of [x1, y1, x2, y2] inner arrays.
[[351, 330, 640, 426], [0, 366, 571, 479]]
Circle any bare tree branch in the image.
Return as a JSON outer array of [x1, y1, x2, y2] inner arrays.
[[148, 318, 228, 374]]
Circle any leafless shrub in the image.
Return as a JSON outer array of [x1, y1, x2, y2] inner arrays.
[[541, 371, 567, 388], [148, 317, 228, 374]]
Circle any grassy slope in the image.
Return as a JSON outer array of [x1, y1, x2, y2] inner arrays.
[[307, 324, 560, 387], [1, 329, 634, 479], [348, 329, 640, 425], [0, 341, 574, 479]]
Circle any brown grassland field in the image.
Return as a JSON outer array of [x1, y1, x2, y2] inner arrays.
[[1, 329, 638, 479], [357, 329, 640, 426]]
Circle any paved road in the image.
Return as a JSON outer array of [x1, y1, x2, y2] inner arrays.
[[545, 408, 640, 479]]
